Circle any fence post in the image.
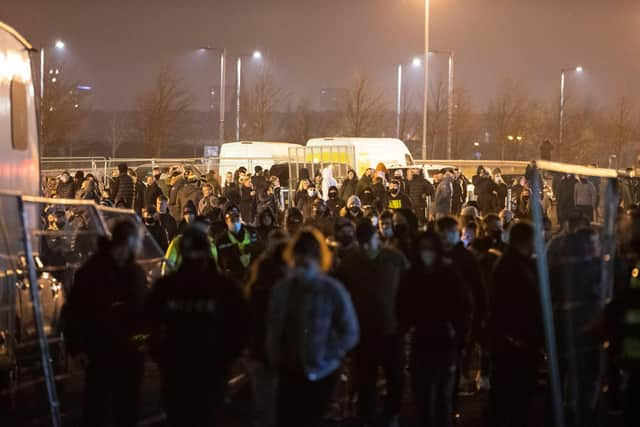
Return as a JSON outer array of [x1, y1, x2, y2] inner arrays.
[[18, 196, 62, 426]]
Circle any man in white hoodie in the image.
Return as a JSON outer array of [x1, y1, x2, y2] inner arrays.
[[321, 165, 338, 202]]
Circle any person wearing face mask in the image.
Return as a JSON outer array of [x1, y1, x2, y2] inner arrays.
[[397, 231, 472, 427], [178, 201, 197, 235], [384, 180, 413, 212], [64, 219, 148, 427], [379, 210, 395, 245], [331, 217, 359, 267], [342, 195, 364, 221], [326, 185, 345, 218], [144, 167, 164, 209], [340, 169, 359, 202], [285, 207, 304, 236], [143, 206, 169, 251], [296, 182, 319, 219], [436, 216, 485, 398], [255, 207, 277, 242], [147, 226, 248, 427], [359, 186, 375, 208], [156, 195, 178, 242], [215, 205, 260, 283], [335, 221, 408, 427], [56, 171, 76, 199], [163, 216, 218, 275], [493, 169, 508, 212], [487, 221, 543, 427]]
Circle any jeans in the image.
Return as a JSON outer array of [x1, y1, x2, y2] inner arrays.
[[410, 350, 457, 427], [276, 370, 339, 427], [353, 335, 405, 423]]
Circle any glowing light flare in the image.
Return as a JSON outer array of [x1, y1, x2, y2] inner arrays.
[[412, 57, 422, 67], [576, 66, 583, 73], [55, 40, 65, 49], [252, 50, 262, 59], [0, 51, 32, 83]]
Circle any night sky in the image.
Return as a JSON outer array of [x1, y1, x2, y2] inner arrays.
[[2, 0, 638, 111]]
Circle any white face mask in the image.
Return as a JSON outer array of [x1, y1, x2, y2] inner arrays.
[[381, 227, 394, 239], [307, 189, 316, 197], [370, 216, 379, 227]]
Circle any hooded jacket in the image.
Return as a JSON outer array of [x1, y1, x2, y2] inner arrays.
[[339, 170, 358, 201], [321, 166, 338, 202]]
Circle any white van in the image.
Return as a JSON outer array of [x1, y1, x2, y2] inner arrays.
[[306, 137, 414, 176], [218, 141, 301, 179]]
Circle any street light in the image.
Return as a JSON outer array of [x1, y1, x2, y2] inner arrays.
[[422, 0, 430, 160], [396, 49, 454, 160], [40, 40, 66, 103], [236, 51, 263, 141], [559, 65, 583, 147], [199, 46, 227, 144]]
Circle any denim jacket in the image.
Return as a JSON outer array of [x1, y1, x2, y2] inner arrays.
[[266, 267, 359, 381]]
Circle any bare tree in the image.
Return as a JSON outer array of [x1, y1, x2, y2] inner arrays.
[[288, 97, 315, 144], [398, 84, 419, 141], [450, 87, 474, 159], [486, 79, 530, 160], [427, 77, 448, 158], [246, 69, 285, 140], [108, 113, 127, 158], [343, 73, 385, 137], [41, 72, 87, 155], [609, 97, 636, 162], [136, 65, 193, 156]]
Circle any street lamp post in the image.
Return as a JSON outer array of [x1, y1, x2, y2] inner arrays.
[[396, 64, 402, 139], [396, 49, 454, 159], [236, 50, 262, 141], [422, 0, 430, 160], [200, 46, 227, 144], [40, 40, 65, 104], [559, 65, 583, 148]]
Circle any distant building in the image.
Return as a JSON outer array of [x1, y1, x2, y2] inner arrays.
[[319, 88, 347, 112]]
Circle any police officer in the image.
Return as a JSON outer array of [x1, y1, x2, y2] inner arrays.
[[215, 204, 260, 283], [146, 225, 248, 426]]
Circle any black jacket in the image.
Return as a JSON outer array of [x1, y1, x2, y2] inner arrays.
[[340, 174, 358, 201], [113, 173, 135, 208], [146, 260, 248, 377], [215, 225, 261, 283], [159, 213, 178, 242], [64, 246, 147, 358], [336, 248, 408, 340], [475, 176, 498, 215], [327, 196, 346, 218], [144, 181, 164, 209], [398, 263, 472, 357], [447, 243, 484, 336], [489, 249, 543, 350], [384, 191, 413, 211], [133, 180, 146, 214], [406, 176, 434, 209]]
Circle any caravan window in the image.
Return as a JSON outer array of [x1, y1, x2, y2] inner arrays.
[[10, 79, 29, 151]]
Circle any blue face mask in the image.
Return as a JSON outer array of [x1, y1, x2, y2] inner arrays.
[[229, 221, 242, 234]]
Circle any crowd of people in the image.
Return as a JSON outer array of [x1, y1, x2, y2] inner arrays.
[[56, 160, 640, 427]]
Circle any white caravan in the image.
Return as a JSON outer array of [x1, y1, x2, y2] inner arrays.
[[306, 137, 414, 176]]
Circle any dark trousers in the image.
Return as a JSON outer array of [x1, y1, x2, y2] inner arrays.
[[82, 353, 144, 427], [410, 351, 457, 427], [353, 335, 405, 423], [487, 344, 538, 427], [625, 367, 640, 427], [276, 370, 339, 427], [576, 205, 594, 222], [163, 373, 228, 427]]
